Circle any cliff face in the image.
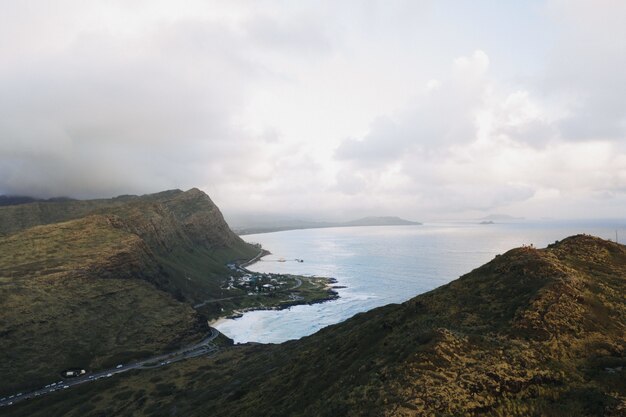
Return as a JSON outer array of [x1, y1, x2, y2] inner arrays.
[[90, 189, 244, 253], [13, 235, 623, 417], [163, 188, 243, 248], [0, 188, 257, 395], [0, 188, 258, 299], [0, 188, 246, 249]]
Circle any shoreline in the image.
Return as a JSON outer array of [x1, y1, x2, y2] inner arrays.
[[238, 249, 270, 269], [209, 292, 340, 328], [208, 251, 341, 330]]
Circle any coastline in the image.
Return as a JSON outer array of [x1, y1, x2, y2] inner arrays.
[[209, 291, 340, 328], [208, 251, 341, 328], [208, 316, 229, 327], [238, 249, 270, 269]]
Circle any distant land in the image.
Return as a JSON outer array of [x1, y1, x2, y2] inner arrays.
[[479, 213, 525, 221], [233, 216, 422, 235], [4, 234, 624, 416], [0, 195, 75, 206]]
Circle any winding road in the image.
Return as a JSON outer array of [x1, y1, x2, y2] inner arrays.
[[0, 327, 221, 408], [1, 253, 310, 409]]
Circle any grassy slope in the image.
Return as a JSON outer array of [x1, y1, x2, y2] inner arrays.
[[92, 189, 258, 303], [0, 188, 258, 304], [6, 235, 624, 417], [0, 216, 203, 394], [0, 189, 258, 396]]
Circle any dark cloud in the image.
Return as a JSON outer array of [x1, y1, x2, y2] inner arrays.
[[0, 10, 284, 198]]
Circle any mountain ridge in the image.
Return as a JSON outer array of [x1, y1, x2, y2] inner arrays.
[[0, 188, 258, 395], [5, 234, 624, 416]]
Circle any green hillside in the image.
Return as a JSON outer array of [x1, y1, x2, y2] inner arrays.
[[6, 235, 624, 416], [0, 188, 258, 303], [0, 189, 258, 395]]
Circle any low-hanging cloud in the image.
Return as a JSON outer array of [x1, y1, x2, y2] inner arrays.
[[0, 0, 625, 220], [0, 13, 264, 197]]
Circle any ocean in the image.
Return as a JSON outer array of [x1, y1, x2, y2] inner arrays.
[[214, 220, 625, 343]]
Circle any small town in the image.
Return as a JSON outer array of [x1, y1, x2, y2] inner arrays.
[[226, 263, 301, 294]]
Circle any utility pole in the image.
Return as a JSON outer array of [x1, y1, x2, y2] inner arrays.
[[616, 230, 619, 244]]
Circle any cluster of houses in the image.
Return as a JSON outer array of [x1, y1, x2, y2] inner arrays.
[[225, 264, 290, 293]]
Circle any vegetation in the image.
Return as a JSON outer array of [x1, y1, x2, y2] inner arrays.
[[4, 234, 624, 416], [0, 189, 258, 395], [195, 274, 339, 321]]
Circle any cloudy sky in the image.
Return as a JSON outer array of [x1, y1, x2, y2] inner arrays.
[[1, 0, 625, 220]]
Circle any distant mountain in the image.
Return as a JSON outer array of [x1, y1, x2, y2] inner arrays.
[[480, 213, 525, 221], [233, 215, 421, 235], [14, 235, 626, 416], [0, 195, 75, 207], [342, 216, 421, 227]]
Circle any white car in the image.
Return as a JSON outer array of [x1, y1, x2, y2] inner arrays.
[[106, 373, 112, 377], [116, 364, 123, 369]]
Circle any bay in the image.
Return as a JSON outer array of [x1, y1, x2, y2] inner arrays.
[[215, 220, 625, 343]]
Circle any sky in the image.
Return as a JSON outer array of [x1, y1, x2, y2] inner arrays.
[[0, 0, 625, 221]]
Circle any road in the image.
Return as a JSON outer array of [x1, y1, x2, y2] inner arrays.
[[193, 295, 243, 309], [0, 327, 220, 408], [238, 250, 266, 269], [291, 277, 302, 289]]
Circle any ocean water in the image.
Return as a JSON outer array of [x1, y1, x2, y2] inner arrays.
[[214, 220, 625, 343]]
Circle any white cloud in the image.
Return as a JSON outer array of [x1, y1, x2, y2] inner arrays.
[[331, 47, 626, 218], [0, 1, 624, 220], [542, 0, 626, 140]]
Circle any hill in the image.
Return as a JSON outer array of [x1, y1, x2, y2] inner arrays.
[[6, 234, 625, 416], [0, 195, 76, 207], [0, 188, 258, 301], [0, 189, 259, 395], [234, 216, 421, 235]]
